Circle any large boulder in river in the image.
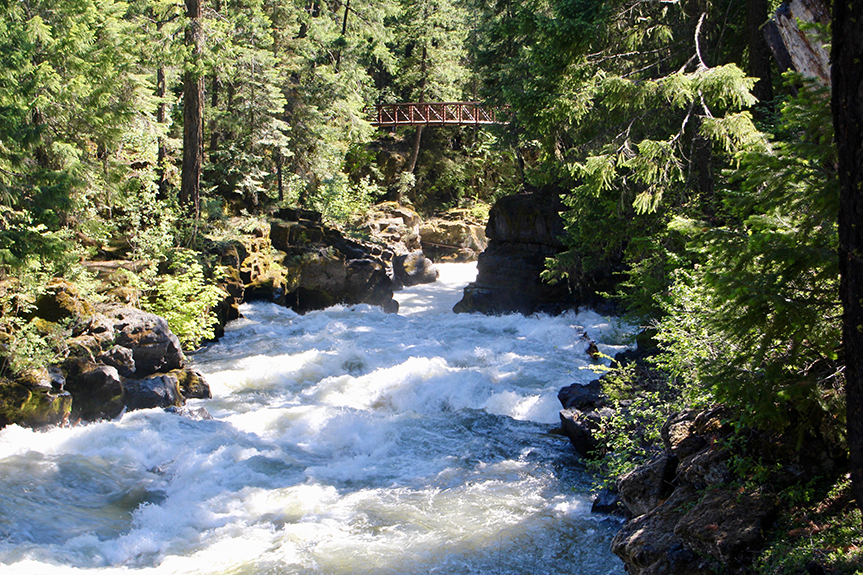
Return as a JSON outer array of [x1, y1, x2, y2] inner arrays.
[[123, 373, 183, 411], [103, 307, 185, 375], [393, 250, 439, 288], [453, 191, 571, 315]]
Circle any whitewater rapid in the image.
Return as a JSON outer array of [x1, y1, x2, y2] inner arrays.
[[0, 263, 627, 574]]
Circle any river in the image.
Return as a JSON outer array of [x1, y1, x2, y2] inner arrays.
[[0, 263, 627, 574]]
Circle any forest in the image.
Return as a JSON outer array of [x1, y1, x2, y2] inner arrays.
[[1, 0, 862, 571]]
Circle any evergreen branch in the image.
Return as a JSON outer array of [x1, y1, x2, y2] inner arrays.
[[586, 44, 681, 66]]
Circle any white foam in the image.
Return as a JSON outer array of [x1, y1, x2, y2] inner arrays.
[[0, 263, 628, 574]]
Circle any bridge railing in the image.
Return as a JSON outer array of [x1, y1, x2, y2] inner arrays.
[[367, 102, 509, 127]]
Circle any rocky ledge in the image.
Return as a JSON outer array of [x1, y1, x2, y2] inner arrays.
[[557, 342, 845, 574], [1, 288, 212, 428], [454, 191, 571, 315]]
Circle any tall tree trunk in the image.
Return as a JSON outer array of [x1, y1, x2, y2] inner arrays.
[[181, 0, 204, 222], [406, 45, 428, 176], [833, 0, 863, 519], [208, 73, 220, 155], [334, 0, 350, 72], [407, 125, 424, 174], [157, 66, 168, 199], [747, 0, 774, 112]]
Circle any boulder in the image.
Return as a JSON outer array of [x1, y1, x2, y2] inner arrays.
[[104, 307, 185, 375], [419, 217, 487, 262], [0, 379, 72, 428], [559, 407, 612, 458], [270, 216, 397, 314], [96, 345, 136, 378], [65, 364, 124, 420], [611, 486, 716, 575], [32, 279, 94, 323], [617, 452, 679, 517], [354, 202, 422, 254], [610, 407, 783, 575], [169, 368, 212, 400], [123, 374, 183, 411], [674, 487, 779, 570], [393, 250, 439, 287], [558, 379, 605, 410], [592, 487, 627, 516]]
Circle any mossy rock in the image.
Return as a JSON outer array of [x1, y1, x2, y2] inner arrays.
[[33, 279, 94, 323], [169, 368, 212, 400], [0, 379, 71, 428]]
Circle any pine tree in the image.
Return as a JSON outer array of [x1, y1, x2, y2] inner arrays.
[[832, 0, 863, 520]]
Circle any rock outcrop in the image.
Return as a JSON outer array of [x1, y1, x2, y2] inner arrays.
[[62, 307, 211, 421], [454, 191, 571, 315], [269, 209, 399, 314], [609, 407, 781, 575], [419, 211, 488, 262]]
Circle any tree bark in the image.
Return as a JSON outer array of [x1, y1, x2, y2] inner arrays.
[[407, 125, 424, 174], [833, 0, 863, 519], [766, 0, 830, 86], [157, 65, 169, 199], [747, 0, 773, 111], [181, 0, 204, 221], [334, 0, 350, 72]]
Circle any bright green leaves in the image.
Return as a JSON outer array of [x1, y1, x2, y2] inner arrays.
[[655, 78, 841, 432]]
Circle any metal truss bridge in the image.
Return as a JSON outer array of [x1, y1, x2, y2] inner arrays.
[[368, 102, 509, 127]]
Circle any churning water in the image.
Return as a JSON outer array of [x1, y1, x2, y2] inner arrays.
[[0, 263, 627, 574]]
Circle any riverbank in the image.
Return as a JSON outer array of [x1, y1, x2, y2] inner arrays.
[[559, 343, 861, 574]]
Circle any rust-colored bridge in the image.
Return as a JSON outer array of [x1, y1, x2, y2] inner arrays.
[[368, 102, 509, 127]]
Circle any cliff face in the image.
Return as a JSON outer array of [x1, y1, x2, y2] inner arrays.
[[453, 191, 571, 315]]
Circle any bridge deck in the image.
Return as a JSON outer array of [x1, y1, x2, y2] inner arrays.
[[369, 102, 508, 127]]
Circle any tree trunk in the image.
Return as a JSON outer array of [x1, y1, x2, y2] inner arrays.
[[334, 0, 350, 72], [765, 0, 830, 86], [747, 0, 774, 111], [407, 125, 424, 174], [833, 0, 863, 519], [181, 0, 204, 222], [157, 66, 169, 199], [406, 45, 428, 176]]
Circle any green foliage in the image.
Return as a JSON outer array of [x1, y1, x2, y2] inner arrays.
[[755, 476, 863, 575], [584, 362, 689, 487], [129, 250, 225, 350], [307, 173, 384, 223], [654, 78, 841, 433]]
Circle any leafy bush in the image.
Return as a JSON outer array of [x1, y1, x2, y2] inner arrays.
[[126, 250, 225, 350]]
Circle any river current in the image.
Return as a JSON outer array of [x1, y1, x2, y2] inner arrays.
[[0, 263, 627, 574]]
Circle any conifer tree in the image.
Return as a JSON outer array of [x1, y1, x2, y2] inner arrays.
[[181, 0, 205, 222], [395, 0, 469, 178], [833, 0, 863, 519]]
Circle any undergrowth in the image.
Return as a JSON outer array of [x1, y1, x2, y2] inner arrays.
[[756, 476, 863, 575]]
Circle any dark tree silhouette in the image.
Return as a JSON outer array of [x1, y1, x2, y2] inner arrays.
[[833, 0, 863, 518]]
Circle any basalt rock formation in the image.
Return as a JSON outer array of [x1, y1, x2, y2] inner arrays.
[[453, 191, 571, 315], [0, 286, 213, 428], [269, 208, 399, 314]]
